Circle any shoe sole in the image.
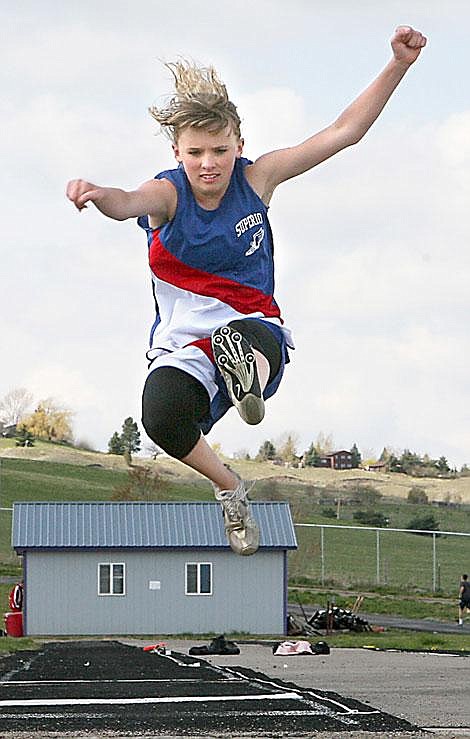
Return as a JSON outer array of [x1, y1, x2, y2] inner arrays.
[[227, 520, 260, 556], [212, 326, 265, 425]]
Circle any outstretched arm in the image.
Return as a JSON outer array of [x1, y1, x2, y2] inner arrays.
[[248, 26, 427, 202], [65, 177, 176, 227]]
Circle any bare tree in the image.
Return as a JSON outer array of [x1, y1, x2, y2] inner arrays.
[[0, 387, 34, 426], [145, 441, 163, 460], [112, 466, 169, 500], [314, 431, 335, 455]]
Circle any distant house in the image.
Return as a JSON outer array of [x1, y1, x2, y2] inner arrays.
[[12, 501, 297, 637], [365, 461, 389, 473], [318, 450, 353, 470]]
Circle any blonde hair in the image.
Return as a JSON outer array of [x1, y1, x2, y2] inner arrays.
[[149, 60, 241, 143]]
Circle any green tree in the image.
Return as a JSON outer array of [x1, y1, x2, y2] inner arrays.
[[350, 443, 362, 468], [379, 447, 391, 463], [303, 442, 322, 467], [108, 431, 125, 455], [353, 510, 389, 527], [400, 449, 424, 475], [436, 456, 450, 474], [389, 453, 403, 473], [120, 417, 141, 461], [256, 440, 276, 461], [407, 513, 440, 535]]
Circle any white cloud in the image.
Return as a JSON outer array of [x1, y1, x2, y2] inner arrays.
[[436, 111, 470, 168], [2, 2, 470, 469]]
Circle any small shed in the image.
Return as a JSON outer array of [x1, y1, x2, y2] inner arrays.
[[12, 501, 297, 636]]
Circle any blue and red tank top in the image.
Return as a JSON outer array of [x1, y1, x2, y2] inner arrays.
[[138, 157, 291, 360]]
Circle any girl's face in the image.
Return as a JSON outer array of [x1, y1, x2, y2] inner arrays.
[[173, 126, 243, 207]]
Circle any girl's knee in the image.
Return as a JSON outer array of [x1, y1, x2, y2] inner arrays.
[[143, 412, 201, 460], [142, 366, 209, 459]]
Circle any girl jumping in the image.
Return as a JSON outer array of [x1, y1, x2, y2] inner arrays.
[[67, 26, 426, 555]]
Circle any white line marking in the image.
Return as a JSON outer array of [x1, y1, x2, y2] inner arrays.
[[0, 691, 302, 707], [225, 667, 364, 715], [157, 653, 201, 667]]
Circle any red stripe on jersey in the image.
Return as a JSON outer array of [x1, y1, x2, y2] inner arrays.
[[189, 337, 215, 363], [149, 231, 281, 319]]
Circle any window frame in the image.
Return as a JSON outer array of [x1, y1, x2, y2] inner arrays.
[[185, 561, 213, 596], [97, 562, 126, 596]]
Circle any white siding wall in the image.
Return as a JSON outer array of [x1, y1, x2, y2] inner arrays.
[[24, 549, 286, 635]]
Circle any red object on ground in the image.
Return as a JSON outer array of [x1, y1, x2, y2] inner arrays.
[[143, 642, 166, 652], [4, 612, 23, 637]]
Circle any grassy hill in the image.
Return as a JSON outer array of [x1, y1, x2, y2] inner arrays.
[[3, 437, 470, 500], [1, 439, 469, 599]]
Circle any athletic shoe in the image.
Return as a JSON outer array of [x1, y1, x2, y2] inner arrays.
[[213, 475, 259, 556], [211, 325, 264, 424]]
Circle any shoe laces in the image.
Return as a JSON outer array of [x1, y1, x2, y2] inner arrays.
[[214, 478, 255, 523], [223, 495, 243, 523]]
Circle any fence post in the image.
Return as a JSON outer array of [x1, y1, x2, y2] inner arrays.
[[432, 532, 437, 593], [376, 529, 380, 586], [320, 526, 325, 586]]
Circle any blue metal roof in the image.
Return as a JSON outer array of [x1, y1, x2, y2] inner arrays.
[[12, 501, 297, 551]]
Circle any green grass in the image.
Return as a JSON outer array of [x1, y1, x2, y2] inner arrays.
[[0, 456, 212, 504], [0, 582, 18, 611], [289, 587, 456, 621], [323, 629, 470, 652], [0, 458, 129, 505], [0, 631, 468, 655], [315, 499, 470, 533], [0, 456, 213, 565], [0, 637, 41, 654], [289, 523, 468, 595]]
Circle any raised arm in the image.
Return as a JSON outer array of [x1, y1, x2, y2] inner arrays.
[[65, 177, 176, 227], [247, 26, 427, 202]]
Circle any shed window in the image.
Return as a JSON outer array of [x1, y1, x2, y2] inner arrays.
[[98, 563, 125, 596], [185, 562, 212, 595]]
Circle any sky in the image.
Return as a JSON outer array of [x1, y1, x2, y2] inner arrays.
[[2, 1, 470, 467]]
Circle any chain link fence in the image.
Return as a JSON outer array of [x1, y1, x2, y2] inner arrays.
[[290, 523, 470, 594]]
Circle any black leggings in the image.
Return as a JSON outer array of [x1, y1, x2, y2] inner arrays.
[[142, 319, 281, 459]]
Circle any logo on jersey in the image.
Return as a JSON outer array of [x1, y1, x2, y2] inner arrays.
[[245, 227, 265, 256], [235, 212, 263, 238]]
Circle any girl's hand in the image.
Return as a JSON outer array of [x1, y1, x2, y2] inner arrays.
[[391, 26, 427, 66], [66, 179, 101, 211]]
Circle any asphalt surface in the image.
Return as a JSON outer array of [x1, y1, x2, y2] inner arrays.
[[0, 638, 469, 738]]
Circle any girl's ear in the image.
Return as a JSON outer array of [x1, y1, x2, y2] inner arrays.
[[236, 138, 244, 158], [172, 143, 181, 162]]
